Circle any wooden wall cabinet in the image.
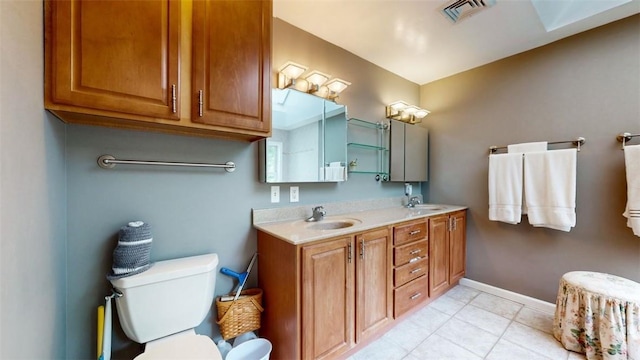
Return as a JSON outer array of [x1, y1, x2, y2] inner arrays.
[[258, 227, 392, 360], [45, 0, 271, 141], [429, 211, 467, 298]]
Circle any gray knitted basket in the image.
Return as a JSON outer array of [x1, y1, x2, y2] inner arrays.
[[107, 221, 153, 280]]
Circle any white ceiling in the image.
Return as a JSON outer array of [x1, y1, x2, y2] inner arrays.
[[274, 0, 640, 85]]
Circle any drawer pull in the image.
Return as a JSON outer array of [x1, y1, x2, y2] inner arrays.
[[409, 249, 421, 255], [410, 268, 422, 274], [409, 256, 421, 263], [410, 292, 422, 300], [409, 229, 421, 235]]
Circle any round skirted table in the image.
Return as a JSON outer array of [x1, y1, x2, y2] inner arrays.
[[553, 271, 640, 360]]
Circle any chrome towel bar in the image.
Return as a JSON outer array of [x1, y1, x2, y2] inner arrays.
[[489, 137, 585, 155], [97, 155, 236, 172], [617, 132, 640, 149]]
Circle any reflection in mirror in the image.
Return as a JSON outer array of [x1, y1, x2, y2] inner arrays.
[[261, 89, 347, 183]]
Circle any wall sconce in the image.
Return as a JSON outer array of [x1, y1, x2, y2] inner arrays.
[[277, 61, 308, 89], [304, 70, 331, 92], [385, 100, 430, 124], [276, 61, 351, 101]]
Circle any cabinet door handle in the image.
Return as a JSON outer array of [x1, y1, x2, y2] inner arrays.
[[448, 218, 453, 232], [171, 84, 177, 113], [410, 268, 422, 274], [409, 229, 421, 235], [409, 256, 421, 263], [410, 292, 422, 300], [453, 218, 457, 231], [198, 90, 204, 117], [347, 243, 352, 264], [360, 238, 365, 260], [409, 249, 421, 255]]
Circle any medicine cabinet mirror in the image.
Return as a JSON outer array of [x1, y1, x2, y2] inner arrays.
[[259, 88, 348, 183]]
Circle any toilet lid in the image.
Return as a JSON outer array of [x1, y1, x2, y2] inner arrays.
[[135, 334, 222, 360]]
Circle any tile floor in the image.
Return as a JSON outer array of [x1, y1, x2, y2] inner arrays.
[[348, 285, 585, 360]]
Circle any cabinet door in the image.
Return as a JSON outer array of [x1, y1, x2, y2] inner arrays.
[[46, 0, 181, 119], [192, 0, 271, 134], [302, 237, 354, 360], [429, 215, 450, 297], [449, 211, 467, 284], [355, 228, 392, 343]]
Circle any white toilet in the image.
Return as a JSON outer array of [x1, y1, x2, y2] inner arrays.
[[110, 253, 223, 360]]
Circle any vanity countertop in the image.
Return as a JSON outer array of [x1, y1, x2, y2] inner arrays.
[[253, 204, 467, 245]]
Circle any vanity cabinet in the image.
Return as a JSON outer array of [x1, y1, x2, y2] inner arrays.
[[258, 227, 392, 360], [392, 219, 429, 317], [389, 119, 428, 182], [45, 0, 271, 141], [429, 211, 467, 298]]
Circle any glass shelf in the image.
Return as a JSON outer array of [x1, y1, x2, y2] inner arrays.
[[348, 118, 389, 130], [347, 142, 388, 151], [347, 118, 389, 181], [349, 170, 389, 175]]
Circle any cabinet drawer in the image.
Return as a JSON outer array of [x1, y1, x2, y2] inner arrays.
[[394, 257, 427, 287], [393, 221, 427, 246], [394, 275, 428, 318], [394, 240, 428, 266]]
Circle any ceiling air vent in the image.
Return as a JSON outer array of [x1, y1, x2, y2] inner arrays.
[[440, 0, 496, 23]]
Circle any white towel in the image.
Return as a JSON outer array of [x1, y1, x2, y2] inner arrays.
[[524, 149, 577, 232], [508, 142, 547, 214], [489, 153, 523, 224], [508, 142, 548, 153], [623, 144, 640, 236], [323, 166, 347, 181]]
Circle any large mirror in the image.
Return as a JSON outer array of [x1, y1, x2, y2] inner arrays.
[[260, 88, 348, 183]]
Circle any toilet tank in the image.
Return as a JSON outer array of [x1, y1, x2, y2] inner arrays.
[[110, 253, 219, 344]]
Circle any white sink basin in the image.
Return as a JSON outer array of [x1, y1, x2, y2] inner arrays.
[[306, 218, 362, 231]]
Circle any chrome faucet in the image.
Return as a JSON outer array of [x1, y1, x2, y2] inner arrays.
[[406, 196, 422, 208], [306, 206, 327, 222]]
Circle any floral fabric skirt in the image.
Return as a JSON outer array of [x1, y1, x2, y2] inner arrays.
[[553, 271, 640, 360]]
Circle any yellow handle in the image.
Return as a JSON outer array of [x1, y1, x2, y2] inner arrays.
[[97, 305, 105, 359]]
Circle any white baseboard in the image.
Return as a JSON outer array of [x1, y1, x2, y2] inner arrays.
[[459, 278, 556, 315]]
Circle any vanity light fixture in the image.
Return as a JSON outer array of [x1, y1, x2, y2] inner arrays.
[[276, 61, 351, 101], [277, 61, 308, 89], [385, 100, 430, 124]]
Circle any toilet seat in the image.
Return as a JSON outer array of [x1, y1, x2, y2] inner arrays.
[[134, 329, 222, 360]]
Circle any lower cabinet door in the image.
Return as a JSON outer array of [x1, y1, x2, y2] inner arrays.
[[302, 236, 355, 360], [356, 228, 392, 343]]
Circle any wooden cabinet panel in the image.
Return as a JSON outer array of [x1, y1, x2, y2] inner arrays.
[[449, 211, 467, 284], [394, 275, 428, 317], [394, 240, 428, 266], [46, 0, 272, 141], [46, 0, 181, 119], [429, 215, 450, 297], [355, 228, 392, 343], [393, 220, 427, 246], [302, 237, 354, 360], [192, 0, 271, 133]]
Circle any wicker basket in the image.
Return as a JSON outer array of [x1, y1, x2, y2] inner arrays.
[[216, 288, 264, 340]]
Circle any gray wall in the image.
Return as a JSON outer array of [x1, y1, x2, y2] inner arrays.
[[64, 19, 419, 359], [0, 1, 68, 359], [420, 15, 640, 303]]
